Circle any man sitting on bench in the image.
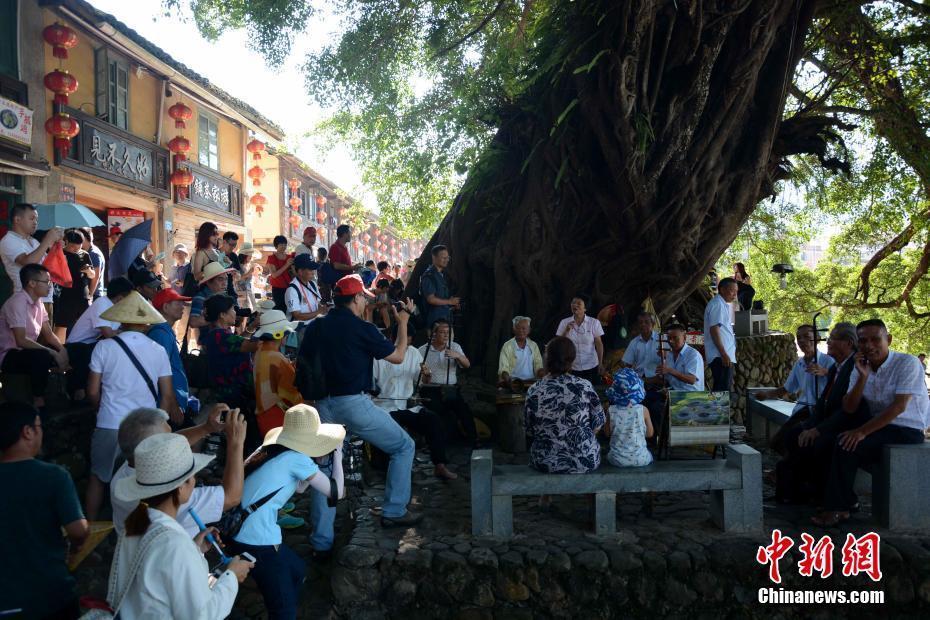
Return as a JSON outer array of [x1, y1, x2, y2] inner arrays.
[[813, 319, 930, 526]]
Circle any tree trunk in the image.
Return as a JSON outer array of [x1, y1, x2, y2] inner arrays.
[[411, 0, 820, 370]]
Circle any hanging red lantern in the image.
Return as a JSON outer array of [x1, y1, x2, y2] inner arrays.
[[287, 178, 301, 192], [362, 233, 371, 243], [337, 206, 347, 217], [247, 165, 265, 187], [288, 213, 301, 227], [246, 138, 266, 161], [352, 240, 360, 251], [167, 136, 191, 162], [372, 227, 380, 236], [315, 211, 326, 224], [250, 192, 267, 216], [168, 102, 193, 129], [43, 23, 78, 60], [170, 167, 194, 200], [44, 113, 80, 157], [43, 69, 78, 106], [289, 196, 302, 211], [315, 194, 327, 209]]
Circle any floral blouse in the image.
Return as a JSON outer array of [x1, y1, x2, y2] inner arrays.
[[524, 373, 605, 473], [200, 327, 254, 405]]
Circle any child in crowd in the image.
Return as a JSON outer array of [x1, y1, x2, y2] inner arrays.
[[605, 368, 654, 467]]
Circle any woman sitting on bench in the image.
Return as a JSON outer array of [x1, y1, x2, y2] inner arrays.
[[524, 336, 605, 474]]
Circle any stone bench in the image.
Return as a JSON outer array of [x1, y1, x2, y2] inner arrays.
[[470, 445, 762, 539], [748, 391, 930, 531]]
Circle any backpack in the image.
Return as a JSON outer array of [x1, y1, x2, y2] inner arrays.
[[413, 268, 442, 330], [181, 261, 204, 297], [319, 261, 341, 286], [295, 318, 328, 401]]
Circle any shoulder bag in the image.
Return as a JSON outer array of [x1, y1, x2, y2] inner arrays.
[[112, 336, 159, 403], [216, 486, 285, 540]]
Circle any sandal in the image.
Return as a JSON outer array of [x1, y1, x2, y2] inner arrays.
[[811, 511, 850, 527]]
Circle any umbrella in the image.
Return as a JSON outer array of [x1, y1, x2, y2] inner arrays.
[[108, 219, 153, 279], [35, 202, 105, 229]]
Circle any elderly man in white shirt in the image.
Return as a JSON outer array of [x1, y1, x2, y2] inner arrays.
[[657, 323, 705, 392], [703, 277, 738, 392], [814, 319, 930, 526], [373, 333, 457, 479], [498, 316, 544, 386], [758, 324, 835, 415]]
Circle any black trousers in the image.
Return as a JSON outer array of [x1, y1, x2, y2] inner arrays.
[[390, 408, 449, 464], [571, 367, 601, 385], [708, 357, 734, 392], [642, 389, 666, 444], [420, 385, 478, 443], [271, 287, 287, 312], [63, 341, 95, 395], [823, 423, 925, 511], [1, 348, 57, 397]]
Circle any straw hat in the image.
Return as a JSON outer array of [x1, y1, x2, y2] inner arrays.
[[257, 299, 276, 311], [198, 261, 236, 286], [100, 291, 165, 325], [252, 309, 300, 340], [113, 433, 214, 502], [239, 242, 261, 257], [263, 404, 345, 458]]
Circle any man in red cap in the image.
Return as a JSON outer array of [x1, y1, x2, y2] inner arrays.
[[298, 274, 420, 550], [294, 226, 317, 257], [148, 288, 194, 425]]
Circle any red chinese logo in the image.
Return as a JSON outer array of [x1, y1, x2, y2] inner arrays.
[[757, 530, 882, 583], [840, 532, 882, 582], [756, 529, 794, 583], [798, 533, 834, 578]]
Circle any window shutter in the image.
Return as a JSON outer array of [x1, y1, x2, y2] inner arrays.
[[94, 47, 109, 120]]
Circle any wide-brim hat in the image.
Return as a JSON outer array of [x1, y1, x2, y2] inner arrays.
[[114, 433, 214, 502], [172, 243, 190, 256], [239, 242, 261, 257], [263, 404, 345, 458], [253, 309, 301, 340], [198, 261, 236, 286], [100, 291, 165, 325]]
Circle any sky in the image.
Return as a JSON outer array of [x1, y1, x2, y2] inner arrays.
[[87, 0, 372, 207]]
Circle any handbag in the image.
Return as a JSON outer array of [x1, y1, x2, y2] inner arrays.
[[180, 314, 210, 389], [45, 241, 73, 288], [216, 486, 284, 540]]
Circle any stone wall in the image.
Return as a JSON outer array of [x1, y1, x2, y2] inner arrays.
[[729, 332, 796, 425]]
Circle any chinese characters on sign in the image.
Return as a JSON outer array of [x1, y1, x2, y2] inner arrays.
[[190, 175, 231, 209], [0, 95, 34, 148], [757, 529, 882, 583], [89, 131, 152, 184]]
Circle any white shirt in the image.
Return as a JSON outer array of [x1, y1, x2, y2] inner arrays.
[[847, 351, 930, 432], [294, 243, 314, 256], [66, 296, 120, 344], [511, 342, 535, 381], [555, 315, 605, 371], [0, 231, 51, 302], [622, 331, 662, 378], [373, 347, 423, 412], [703, 294, 736, 364], [784, 351, 836, 413], [110, 461, 225, 538], [419, 342, 465, 385], [89, 331, 172, 429], [665, 343, 705, 391], [284, 276, 320, 324], [110, 508, 238, 620]]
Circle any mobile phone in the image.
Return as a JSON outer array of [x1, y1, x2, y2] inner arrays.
[[219, 410, 227, 423], [240, 552, 257, 563]]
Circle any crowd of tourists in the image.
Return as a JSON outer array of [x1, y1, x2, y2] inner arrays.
[[0, 201, 928, 618]]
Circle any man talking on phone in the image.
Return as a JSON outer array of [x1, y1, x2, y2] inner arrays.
[[298, 274, 420, 558]]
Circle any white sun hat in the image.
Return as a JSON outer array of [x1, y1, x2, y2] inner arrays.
[[253, 309, 301, 340], [198, 261, 236, 286], [113, 433, 214, 502], [262, 404, 346, 458]]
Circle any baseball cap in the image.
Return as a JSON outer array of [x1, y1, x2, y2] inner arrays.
[[293, 253, 320, 271], [131, 270, 162, 289], [303, 226, 317, 237], [333, 274, 374, 298], [152, 288, 192, 310]]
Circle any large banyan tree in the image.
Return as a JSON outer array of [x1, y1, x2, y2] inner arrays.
[[184, 0, 929, 365]]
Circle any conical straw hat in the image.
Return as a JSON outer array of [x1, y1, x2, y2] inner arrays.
[[100, 291, 164, 325]]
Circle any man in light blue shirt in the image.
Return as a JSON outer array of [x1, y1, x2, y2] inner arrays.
[[703, 278, 738, 391], [657, 323, 704, 392], [622, 311, 662, 384], [759, 325, 835, 414]]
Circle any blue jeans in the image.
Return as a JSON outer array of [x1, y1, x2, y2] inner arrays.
[[228, 541, 304, 620], [310, 394, 414, 550]]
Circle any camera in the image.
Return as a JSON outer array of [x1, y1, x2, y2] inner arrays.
[[392, 301, 406, 313], [236, 307, 254, 318]]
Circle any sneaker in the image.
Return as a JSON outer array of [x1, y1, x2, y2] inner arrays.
[[280, 502, 296, 514], [380, 510, 423, 528], [277, 514, 305, 529]]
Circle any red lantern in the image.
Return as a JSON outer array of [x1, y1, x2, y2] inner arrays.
[[372, 227, 380, 236], [337, 206, 347, 217], [315, 211, 326, 224], [288, 213, 301, 227], [43, 23, 78, 60], [168, 102, 193, 129], [287, 178, 301, 192], [170, 167, 194, 200], [44, 113, 79, 157], [289, 196, 302, 210], [167, 136, 191, 162], [247, 165, 265, 187], [352, 240, 360, 251], [246, 138, 266, 161], [43, 69, 78, 106], [250, 192, 267, 216], [362, 233, 371, 243]]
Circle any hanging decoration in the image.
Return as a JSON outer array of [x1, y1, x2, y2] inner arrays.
[[288, 213, 301, 228], [337, 206, 347, 217], [372, 227, 380, 236], [352, 240, 360, 251], [246, 138, 266, 161], [362, 233, 371, 243], [45, 114, 80, 157], [168, 101, 193, 129], [247, 165, 265, 187], [170, 167, 194, 200], [315, 194, 327, 209], [167, 136, 191, 162], [287, 178, 302, 212], [43, 23, 78, 59], [250, 192, 267, 216], [289, 196, 302, 210], [315, 211, 326, 224], [287, 178, 302, 192], [43, 69, 78, 106]]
